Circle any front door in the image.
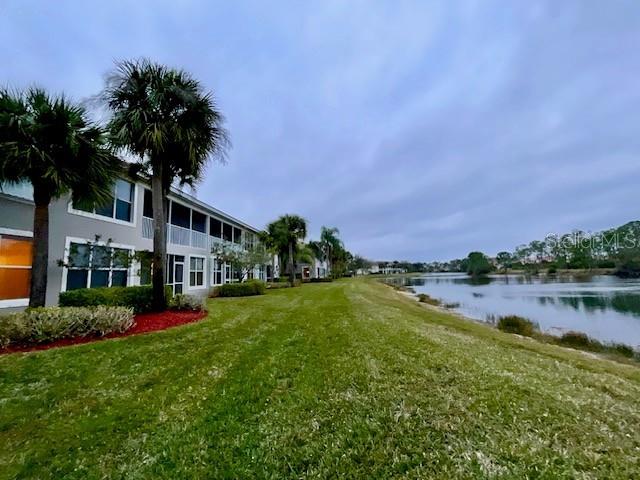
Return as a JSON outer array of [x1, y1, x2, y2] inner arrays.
[[166, 254, 185, 294]]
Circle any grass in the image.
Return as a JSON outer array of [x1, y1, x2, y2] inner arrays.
[[1, 279, 640, 479]]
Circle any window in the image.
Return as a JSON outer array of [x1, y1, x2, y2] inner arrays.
[[210, 257, 223, 285], [1, 182, 33, 201], [115, 180, 134, 221], [166, 254, 185, 294], [245, 233, 255, 249], [0, 234, 32, 302], [65, 241, 131, 291], [73, 179, 135, 223], [142, 189, 169, 220], [233, 227, 242, 245], [232, 264, 242, 282], [210, 218, 222, 238], [192, 211, 207, 233], [189, 256, 205, 287], [222, 222, 233, 242], [143, 189, 153, 218], [170, 202, 191, 228]]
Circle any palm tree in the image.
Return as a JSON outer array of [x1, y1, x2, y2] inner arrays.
[[320, 226, 343, 275], [0, 88, 119, 307], [307, 240, 324, 263], [103, 59, 229, 310], [265, 215, 307, 284], [257, 230, 278, 282]]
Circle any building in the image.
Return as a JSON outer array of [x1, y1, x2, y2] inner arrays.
[[379, 266, 407, 275], [296, 258, 329, 280], [0, 173, 270, 309]]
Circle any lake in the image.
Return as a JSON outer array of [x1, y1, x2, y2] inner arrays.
[[398, 273, 640, 347]]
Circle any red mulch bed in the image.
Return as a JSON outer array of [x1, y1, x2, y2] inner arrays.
[[1, 310, 207, 355]]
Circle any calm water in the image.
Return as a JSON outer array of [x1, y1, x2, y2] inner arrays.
[[399, 273, 640, 346]]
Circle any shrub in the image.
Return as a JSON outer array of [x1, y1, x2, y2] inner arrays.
[[308, 277, 333, 283], [615, 257, 640, 278], [59, 285, 173, 313], [417, 294, 441, 306], [0, 306, 134, 348], [496, 315, 538, 337], [267, 282, 293, 289], [596, 259, 615, 269], [557, 331, 637, 358], [559, 331, 600, 349], [611, 343, 635, 358], [170, 294, 207, 312], [213, 280, 266, 297]]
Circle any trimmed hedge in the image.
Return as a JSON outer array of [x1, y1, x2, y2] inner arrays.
[[0, 306, 134, 348], [308, 277, 333, 283], [59, 285, 173, 313], [213, 280, 266, 297]]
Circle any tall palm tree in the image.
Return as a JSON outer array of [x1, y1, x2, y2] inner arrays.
[[103, 59, 229, 310], [320, 226, 343, 275], [0, 88, 119, 307], [265, 215, 307, 284]]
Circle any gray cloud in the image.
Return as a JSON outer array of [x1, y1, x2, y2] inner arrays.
[[2, 0, 640, 261]]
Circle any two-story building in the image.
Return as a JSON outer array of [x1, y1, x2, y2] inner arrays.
[[0, 172, 269, 309]]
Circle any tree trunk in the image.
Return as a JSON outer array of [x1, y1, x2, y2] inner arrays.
[[288, 242, 295, 285], [29, 191, 51, 308], [151, 164, 167, 311]]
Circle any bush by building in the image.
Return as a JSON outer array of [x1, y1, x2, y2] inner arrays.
[[213, 280, 266, 297], [59, 285, 173, 313], [169, 294, 207, 312]]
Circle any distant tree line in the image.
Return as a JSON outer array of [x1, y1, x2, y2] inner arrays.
[[422, 220, 640, 278]]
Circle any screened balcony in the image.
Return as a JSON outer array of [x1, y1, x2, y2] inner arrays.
[[141, 190, 245, 251]]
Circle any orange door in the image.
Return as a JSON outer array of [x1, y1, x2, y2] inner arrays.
[[0, 234, 32, 300]]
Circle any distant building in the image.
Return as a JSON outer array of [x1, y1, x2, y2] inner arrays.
[[296, 258, 329, 280], [380, 266, 407, 275]]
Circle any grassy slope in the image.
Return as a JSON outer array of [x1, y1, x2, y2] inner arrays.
[[1, 280, 639, 479]]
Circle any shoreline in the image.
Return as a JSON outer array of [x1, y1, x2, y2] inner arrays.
[[389, 285, 638, 365]]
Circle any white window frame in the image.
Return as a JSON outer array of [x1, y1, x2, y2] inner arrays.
[[188, 254, 207, 290], [0, 228, 33, 308], [68, 181, 138, 227], [60, 237, 135, 293], [210, 256, 224, 286]]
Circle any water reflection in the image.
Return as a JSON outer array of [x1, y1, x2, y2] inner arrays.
[[389, 273, 640, 346]]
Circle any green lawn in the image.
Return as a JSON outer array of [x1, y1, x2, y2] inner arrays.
[[1, 280, 639, 479]]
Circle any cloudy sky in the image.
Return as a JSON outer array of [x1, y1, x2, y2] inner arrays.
[[2, 1, 640, 261]]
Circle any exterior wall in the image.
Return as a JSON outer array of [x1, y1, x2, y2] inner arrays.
[[313, 259, 329, 278], [0, 179, 267, 308]]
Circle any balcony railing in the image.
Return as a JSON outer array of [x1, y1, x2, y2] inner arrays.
[[142, 216, 238, 251], [169, 224, 191, 246], [191, 230, 207, 249], [142, 216, 154, 239]]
